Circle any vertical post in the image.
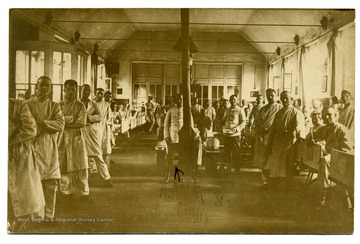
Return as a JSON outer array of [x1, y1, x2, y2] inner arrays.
[[181, 9, 192, 129], [330, 34, 336, 96], [92, 53, 98, 90], [92, 44, 99, 90], [179, 8, 197, 172]]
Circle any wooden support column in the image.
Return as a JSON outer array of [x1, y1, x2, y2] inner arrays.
[[181, 9, 192, 128], [92, 44, 99, 90], [179, 8, 197, 172]]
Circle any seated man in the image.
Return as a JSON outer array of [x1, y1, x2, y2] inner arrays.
[[313, 107, 354, 208], [306, 111, 324, 142]]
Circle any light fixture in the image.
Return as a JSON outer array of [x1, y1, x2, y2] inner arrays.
[[94, 43, 99, 52], [276, 47, 281, 56], [74, 31, 81, 42], [294, 34, 300, 46], [189, 37, 198, 53], [320, 16, 328, 30], [172, 37, 198, 53]]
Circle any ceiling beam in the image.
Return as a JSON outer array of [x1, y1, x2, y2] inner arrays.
[[98, 49, 275, 54], [80, 37, 294, 44], [51, 19, 321, 27]]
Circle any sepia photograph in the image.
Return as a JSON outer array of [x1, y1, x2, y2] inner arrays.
[[6, 5, 356, 236]]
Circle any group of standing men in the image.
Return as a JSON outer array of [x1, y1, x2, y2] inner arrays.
[[187, 87, 354, 209], [8, 76, 113, 231], [251, 89, 354, 208]]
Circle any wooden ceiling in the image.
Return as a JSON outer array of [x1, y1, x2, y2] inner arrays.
[[11, 9, 355, 59]]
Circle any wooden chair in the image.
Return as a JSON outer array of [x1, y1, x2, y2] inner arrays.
[[329, 149, 354, 211], [300, 142, 322, 185]]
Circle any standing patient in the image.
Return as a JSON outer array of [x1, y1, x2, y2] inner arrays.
[[8, 99, 45, 232], [58, 80, 89, 200], [81, 84, 113, 187], [26, 76, 65, 219]]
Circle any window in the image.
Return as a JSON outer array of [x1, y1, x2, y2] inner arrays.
[[133, 83, 147, 109], [77, 54, 86, 97], [77, 55, 85, 86], [165, 84, 179, 98], [192, 85, 208, 106], [193, 64, 242, 102], [226, 85, 239, 99], [52, 52, 72, 102], [149, 84, 162, 100], [212, 86, 224, 102], [15, 50, 44, 100], [132, 63, 180, 104]]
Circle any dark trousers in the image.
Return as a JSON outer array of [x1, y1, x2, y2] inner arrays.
[[223, 136, 241, 170]]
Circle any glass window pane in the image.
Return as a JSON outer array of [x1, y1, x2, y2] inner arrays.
[[212, 86, 217, 101], [150, 84, 156, 97], [16, 50, 30, 85], [80, 56, 84, 85], [165, 85, 171, 97], [63, 53, 72, 81], [30, 51, 45, 84], [134, 84, 140, 98], [52, 84, 62, 102], [53, 52, 62, 84], [156, 85, 162, 99], [202, 85, 208, 98], [202, 86, 208, 106], [227, 86, 234, 99], [172, 85, 177, 96], [77, 55, 81, 83], [219, 86, 224, 98], [234, 86, 240, 96]]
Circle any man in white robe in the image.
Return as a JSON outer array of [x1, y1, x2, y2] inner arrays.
[[26, 76, 65, 219], [58, 80, 89, 199], [253, 89, 282, 187], [81, 84, 113, 187], [267, 91, 305, 195], [8, 99, 45, 232], [338, 90, 354, 140], [204, 99, 216, 134], [95, 88, 112, 170]]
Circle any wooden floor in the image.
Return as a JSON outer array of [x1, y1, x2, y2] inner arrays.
[[18, 127, 353, 234]]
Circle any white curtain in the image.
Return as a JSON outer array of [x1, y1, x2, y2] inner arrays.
[[267, 22, 355, 106], [300, 33, 332, 106], [334, 23, 355, 97]]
